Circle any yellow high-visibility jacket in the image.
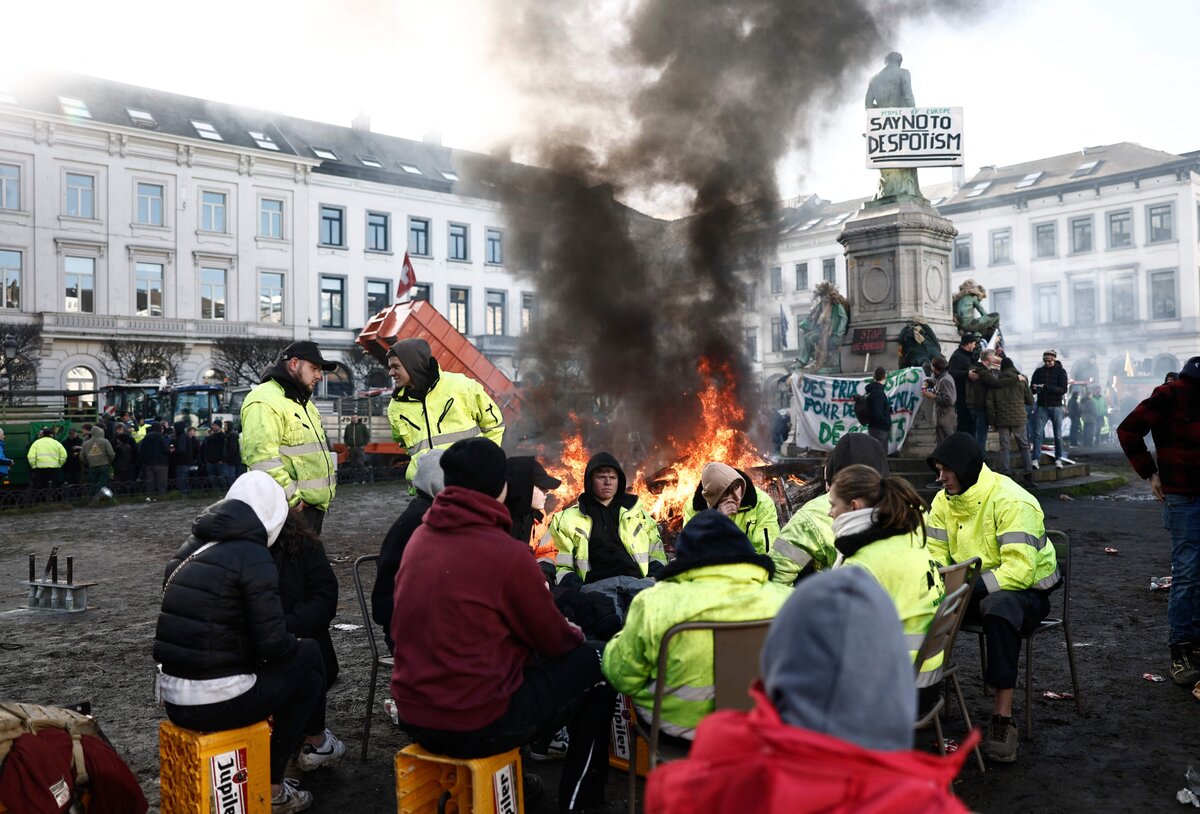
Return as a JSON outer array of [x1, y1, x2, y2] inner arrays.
[[681, 483, 780, 555], [240, 378, 336, 511], [771, 493, 839, 585], [549, 500, 665, 584], [27, 437, 67, 469], [388, 371, 504, 480]]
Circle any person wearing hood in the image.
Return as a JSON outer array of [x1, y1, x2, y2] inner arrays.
[[681, 462, 780, 555], [602, 510, 791, 740], [391, 438, 617, 813], [372, 449, 446, 652], [548, 451, 666, 588], [827, 464, 945, 694], [771, 433, 889, 586], [1118, 355, 1200, 687], [240, 341, 338, 534], [80, 424, 115, 497], [643, 568, 974, 813], [385, 338, 504, 482], [504, 456, 563, 586], [925, 432, 1058, 764], [153, 472, 342, 814]]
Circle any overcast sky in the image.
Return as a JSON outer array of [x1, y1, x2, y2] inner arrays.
[[10, 0, 1199, 214]]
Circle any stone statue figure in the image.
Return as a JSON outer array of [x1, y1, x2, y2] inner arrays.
[[952, 279, 1000, 341], [897, 315, 942, 370], [865, 51, 923, 202], [795, 281, 849, 373]]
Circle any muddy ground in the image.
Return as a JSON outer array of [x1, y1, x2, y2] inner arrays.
[[0, 451, 1195, 813]]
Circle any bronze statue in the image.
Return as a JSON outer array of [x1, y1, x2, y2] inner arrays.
[[897, 315, 942, 369], [865, 51, 922, 202], [795, 281, 849, 373], [952, 279, 1000, 341]]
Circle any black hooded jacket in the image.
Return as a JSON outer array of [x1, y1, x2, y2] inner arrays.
[[389, 339, 439, 402], [575, 452, 645, 584], [260, 358, 315, 405], [153, 499, 298, 680], [504, 456, 543, 546], [926, 432, 984, 493]]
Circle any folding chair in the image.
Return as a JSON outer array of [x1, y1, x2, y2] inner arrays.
[[961, 530, 1084, 739], [626, 619, 772, 814], [352, 554, 395, 761], [936, 557, 985, 773], [913, 584, 973, 765]]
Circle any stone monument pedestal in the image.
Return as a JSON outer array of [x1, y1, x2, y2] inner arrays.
[[837, 199, 958, 458]]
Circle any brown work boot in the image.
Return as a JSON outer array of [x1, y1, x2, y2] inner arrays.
[[980, 714, 1018, 763]]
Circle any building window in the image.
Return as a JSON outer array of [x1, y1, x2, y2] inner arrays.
[[64, 256, 95, 313], [822, 258, 836, 284], [769, 266, 782, 295], [191, 120, 223, 141], [259, 198, 283, 239], [1035, 283, 1059, 328], [770, 317, 784, 352], [448, 223, 469, 261], [259, 272, 284, 323], [521, 292, 536, 334], [320, 275, 345, 328], [1069, 216, 1093, 254], [449, 287, 470, 334], [409, 217, 430, 256], [136, 183, 164, 226], [135, 262, 164, 317], [486, 228, 503, 265], [366, 211, 390, 252], [485, 290, 507, 335], [1034, 222, 1056, 258], [990, 229, 1011, 265], [991, 287, 1013, 329], [953, 236, 972, 269], [201, 191, 226, 232], [795, 262, 808, 291], [1107, 210, 1132, 249], [1147, 203, 1174, 243], [1110, 276, 1136, 323], [65, 173, 95, 218], [0, 164, 20, 210], [0, 249, 20, 309], [1150, 269, 1178, 320], [319, 205, 345, 247], [66, 366, 96, 409], [744, 328, 758, 361], [200, 267, 226, 320], [410, 283, 431, 302], [366, 279, 389, 318], [1071, 281, 1095, 326]]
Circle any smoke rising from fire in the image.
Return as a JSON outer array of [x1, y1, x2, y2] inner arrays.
[[480, 0, 985, 460]]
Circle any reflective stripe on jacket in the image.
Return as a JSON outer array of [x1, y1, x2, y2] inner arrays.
[[925, 464, 1059, 594], [240, 380, 336, 511], [770, 493, 839, 586], [841, 530, 946, 686], [681, 485, 780, 555], [387, 370, 504, 480], [601, 562, 791, 739], [548, 502, 665, 583], [27, 437, 67, 469]]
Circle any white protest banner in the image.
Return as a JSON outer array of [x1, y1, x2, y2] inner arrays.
[[865, 107, 963, 168], [788, 367, 925, 454]]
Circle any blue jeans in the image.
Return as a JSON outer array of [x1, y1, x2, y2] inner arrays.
[[1164, 494, 1200, 646], [1035, 405, 1064, 461], [174, 464, 190, 495], [969, 407, 989, 455]]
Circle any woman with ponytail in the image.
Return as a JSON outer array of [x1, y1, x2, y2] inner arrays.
[[828, 464, 947, 697]]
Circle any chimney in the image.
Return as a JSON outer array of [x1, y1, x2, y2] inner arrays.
[[951, 166, 966, 191], [423, 130, 442, 146], [351, 113, 371, 133]]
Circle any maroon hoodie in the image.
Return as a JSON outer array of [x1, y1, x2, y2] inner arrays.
[[390, 485, 584, 730]]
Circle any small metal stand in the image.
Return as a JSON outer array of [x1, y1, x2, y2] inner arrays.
[[23, 548, 96, 613]]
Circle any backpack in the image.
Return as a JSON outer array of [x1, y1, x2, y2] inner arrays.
[[853, 394, 871, 425], [0, 702, 99, 786]]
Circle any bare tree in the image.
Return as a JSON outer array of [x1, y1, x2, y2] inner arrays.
[[211, 337, 290, 386], [343, 344, 390, 391], [98, 339, 184, 383], [0, 321, 42, 403]]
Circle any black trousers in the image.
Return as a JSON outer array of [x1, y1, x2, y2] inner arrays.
[[967, 585, 1052, 690], [300, 504, 325, 535], [165, 639, 326, 783], [402, 642, 614, 811]]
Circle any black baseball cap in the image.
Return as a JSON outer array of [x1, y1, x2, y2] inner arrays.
[[531, 460, 562, 491], [281, 340, 337, 371]]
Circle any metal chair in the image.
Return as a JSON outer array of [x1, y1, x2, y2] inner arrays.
[[351, 554, 394, 761], [960, 530, 1084, 739], [912, 583, 973, 765], [626, 619, 773, 814], [935, 557, 985, 773]]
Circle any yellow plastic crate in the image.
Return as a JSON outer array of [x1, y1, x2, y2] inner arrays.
[[395, 744, 523, 814], [159, 719, 271, 814], [607, 694, 651, 778]]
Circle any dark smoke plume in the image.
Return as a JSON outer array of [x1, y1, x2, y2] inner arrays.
[[481, 0, 985, 458]]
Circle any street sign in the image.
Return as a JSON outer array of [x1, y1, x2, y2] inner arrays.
[[866, 107, 963, 168]]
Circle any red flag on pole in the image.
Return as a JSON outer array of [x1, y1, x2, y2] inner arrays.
[[397, 251, 417, 298]]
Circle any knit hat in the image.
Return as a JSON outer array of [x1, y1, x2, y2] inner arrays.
[[657, 509, 774, 581], [440, 438, 507, 498], [824, 433, 889, 486], [411, 448, 447, 498], [226, 471, 288, 547], [700, 462, 746, 509], [1180, 356, 1200, 381]]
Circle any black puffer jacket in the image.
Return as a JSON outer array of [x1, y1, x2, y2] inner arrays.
[[153, 499, 297, 679]]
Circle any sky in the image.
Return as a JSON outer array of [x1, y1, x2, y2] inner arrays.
[[9, 0, 1200, 215]]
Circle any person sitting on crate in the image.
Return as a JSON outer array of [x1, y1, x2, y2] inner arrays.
[[391, 438, 619, 813], [154, 472, 343, 814], [680, 462, 781, 555], [385, 338, 505, 482]]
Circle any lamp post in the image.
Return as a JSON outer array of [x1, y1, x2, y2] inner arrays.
[[2, 334, 17, 404]]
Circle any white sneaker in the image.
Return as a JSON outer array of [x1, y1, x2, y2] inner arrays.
[[297, 729, 345, 772], [1031, 460, 1040, 470], [1055, 459, 1064, 470], [272, 779, 313, 813]]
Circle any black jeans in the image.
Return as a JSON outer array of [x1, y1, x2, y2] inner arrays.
[[300, 504, 325, 535], [165, 639, 326, 783], [402, 642, 614, 811], [967, 585, 1051, 689]]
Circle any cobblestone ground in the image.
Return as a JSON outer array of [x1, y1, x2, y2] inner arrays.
[[0, 451, 1194, 813]]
